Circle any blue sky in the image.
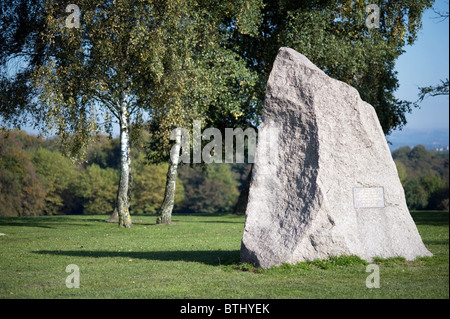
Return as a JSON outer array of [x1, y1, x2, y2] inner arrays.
[[389, 0, 449, 147]]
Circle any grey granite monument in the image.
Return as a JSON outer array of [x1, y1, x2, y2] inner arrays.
[[240, 47, 432, 268]]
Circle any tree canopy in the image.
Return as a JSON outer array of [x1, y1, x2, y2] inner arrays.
[[226, 0, 435, 134]]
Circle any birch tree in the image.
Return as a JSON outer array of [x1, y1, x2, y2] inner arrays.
[[32, 0, 179, 228], [4, 0, 255, 227], [147, 0, 262, 224]]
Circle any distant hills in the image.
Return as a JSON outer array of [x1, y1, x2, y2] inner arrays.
[[388, 128, 449, 152]]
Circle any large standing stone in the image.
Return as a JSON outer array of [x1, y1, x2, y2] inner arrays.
[[240, 47, 432, 268]]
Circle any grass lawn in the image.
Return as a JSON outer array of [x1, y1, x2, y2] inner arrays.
[[0, 211, 448, 299]]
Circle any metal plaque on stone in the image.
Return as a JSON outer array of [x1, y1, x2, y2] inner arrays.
[[353, 187, 385, 208]]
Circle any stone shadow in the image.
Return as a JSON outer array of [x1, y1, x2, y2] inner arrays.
[[34, 249, 240, 266]]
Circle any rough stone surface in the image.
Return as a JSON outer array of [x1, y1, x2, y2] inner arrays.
[[240, 47, 432, 268]]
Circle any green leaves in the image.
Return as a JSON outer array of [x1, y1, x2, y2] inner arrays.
[[177, 164, 240, 214], [0, 131, 46, 216], [31, 147, 78, 215], [3, 0, 264, 161], [229, 0, 434, 135], [147, 0, 262, 161], [74, 164, 119, 215], [393, 145, 449, 210], [131, 156, 184, 214]]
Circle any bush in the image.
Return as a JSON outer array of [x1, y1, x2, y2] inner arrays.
[[73, 164, 119, 214], [31, 148, 79, 215], [404, 179, 429, 210], [393, 145, 449, 211], [178, 164, 239, 214], [428, 184, 450, 211], [0, 133, 46, 216], [131, 157, 184, 214]]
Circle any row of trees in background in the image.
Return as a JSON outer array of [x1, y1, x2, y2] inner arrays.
[[393, 145, 449, 211], [1, 130, 448, 217], [0, 130, 248, 217]]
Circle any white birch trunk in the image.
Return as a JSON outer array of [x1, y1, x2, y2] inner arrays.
[[117, 91, 132, 228], [157, 128, 182, 224]]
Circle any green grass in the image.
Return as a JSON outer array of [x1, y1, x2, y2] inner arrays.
[[0, 211, 448, 299]]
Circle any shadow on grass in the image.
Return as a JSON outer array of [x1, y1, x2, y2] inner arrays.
[[182, 220, 244, 224], [0, 220, 53, 228], [0, 216, 106, 228], [34, 249, 241, 266], [423, 239, 450, 246], [411, 211, 449, 226]]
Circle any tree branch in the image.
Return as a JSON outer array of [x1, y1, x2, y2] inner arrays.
[[416, 78, 449, 104]]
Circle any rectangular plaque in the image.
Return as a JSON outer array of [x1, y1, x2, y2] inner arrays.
[[353, 187, 385, 208]]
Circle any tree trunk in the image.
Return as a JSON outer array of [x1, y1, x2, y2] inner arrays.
[[107, 134, 132, 224], [157, 128, 182, 224], [233, 164, 253, 215], [105, 207, 119, 223], [117, 91, 132, 228]]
